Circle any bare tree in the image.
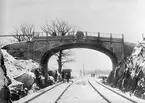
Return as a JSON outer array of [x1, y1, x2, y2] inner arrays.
[[56, 50, 75, 73], [12, 29, 25, 42], [42, 20, 76, 73], [12, 24, 35, 42], [42, 19, 76, 36]]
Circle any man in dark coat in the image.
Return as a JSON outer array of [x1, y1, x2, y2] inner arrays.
[[54, 70, 58, 82], [61, 71, 65, 82], [65, 73, 70, 83]]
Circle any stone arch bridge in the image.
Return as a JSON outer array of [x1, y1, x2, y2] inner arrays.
[[2, 31, 135, 80]]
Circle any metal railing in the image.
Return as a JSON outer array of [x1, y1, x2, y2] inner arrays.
[[33, 31, 123, 38], [34, 31, 124, 42], [0, 31, 124, 43]]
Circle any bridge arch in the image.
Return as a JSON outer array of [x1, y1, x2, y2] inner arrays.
[[1, 33, 135, 87], [40, 42, 118, 78]]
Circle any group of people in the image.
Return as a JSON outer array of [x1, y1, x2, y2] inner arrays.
[[48, 70, 71, 84]]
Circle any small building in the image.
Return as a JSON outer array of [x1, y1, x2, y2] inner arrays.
[[61, 69, 72, 78]]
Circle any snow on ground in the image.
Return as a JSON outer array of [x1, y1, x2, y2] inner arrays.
[[107, 41, 145, 100], [58, 76, 107, 103], [1, 49, 39, 79], [95, 77, 145, 103], [0, 36, 39, 79], [14, 83, 62, 103], [130, 41, 145, 74], [20, 76, 107, 103], [28, 83, 71, 103], [15, 76, 145, 103]]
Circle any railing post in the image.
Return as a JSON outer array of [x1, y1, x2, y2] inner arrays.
[[73, 31, 75, 37], [28, 41, 33, 59], [98, 32, 100, 41], [110, 33, 112, 44], [122, 34, 125, 60], [122, 34, 124, 43], [85, 31, 87, 40], [85, 31, 87, 36]]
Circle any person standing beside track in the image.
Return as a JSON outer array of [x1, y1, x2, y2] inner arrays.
[[65, 73, 70, 83], [61, 71, 65, 82]]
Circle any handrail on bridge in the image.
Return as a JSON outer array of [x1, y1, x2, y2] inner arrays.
[[33, 31, 124, 43], [33, 31, 123, 38], [0, 31, 124, 43]]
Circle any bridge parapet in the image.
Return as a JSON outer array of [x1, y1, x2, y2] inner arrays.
[[33, 31, 124, 43], [0, 31, 123, 43]]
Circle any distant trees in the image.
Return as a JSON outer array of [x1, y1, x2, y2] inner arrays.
[[12, 24, 35, 42], [42, 20, 76, 73]]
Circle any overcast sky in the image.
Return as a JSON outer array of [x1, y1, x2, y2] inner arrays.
[[1, 0, 145, 42], [1, 0, 145, 72], [48, 49, 112, 72]]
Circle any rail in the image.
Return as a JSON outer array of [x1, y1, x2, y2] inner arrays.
[[33, 31, 123, 38], [54, 81, 74, 103], [15, 82, 63, 103], [88, 80, 111, 103], [89, 79, 138, 103], [20, 78, 80, 103], [33, 31, 124, 43], [94, 80, 137, 103], [0, 31, 124, 43]]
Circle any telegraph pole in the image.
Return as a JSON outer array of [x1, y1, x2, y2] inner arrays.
[[142, 34, 145, 41], [83, 64, 85, 76]]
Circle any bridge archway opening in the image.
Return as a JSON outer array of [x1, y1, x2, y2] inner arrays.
[[48, 48, 112, 75], [40, 43, 118, 78]]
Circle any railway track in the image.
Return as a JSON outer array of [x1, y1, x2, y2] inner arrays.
[[54, 81, 74, 103], [88, 80, 111, 103], [19, 78, 79, 103], [56, 77, 108, 103], [16, 77, 143, 103], [14, 82, 63, 103], [54, 77, 83, 103], [88, 78, 138, 103]]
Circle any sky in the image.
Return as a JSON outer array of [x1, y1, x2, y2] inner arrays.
[[1, 0, 145, 72], [48, 48, 112, 72], [1, 0, 145, 42]]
